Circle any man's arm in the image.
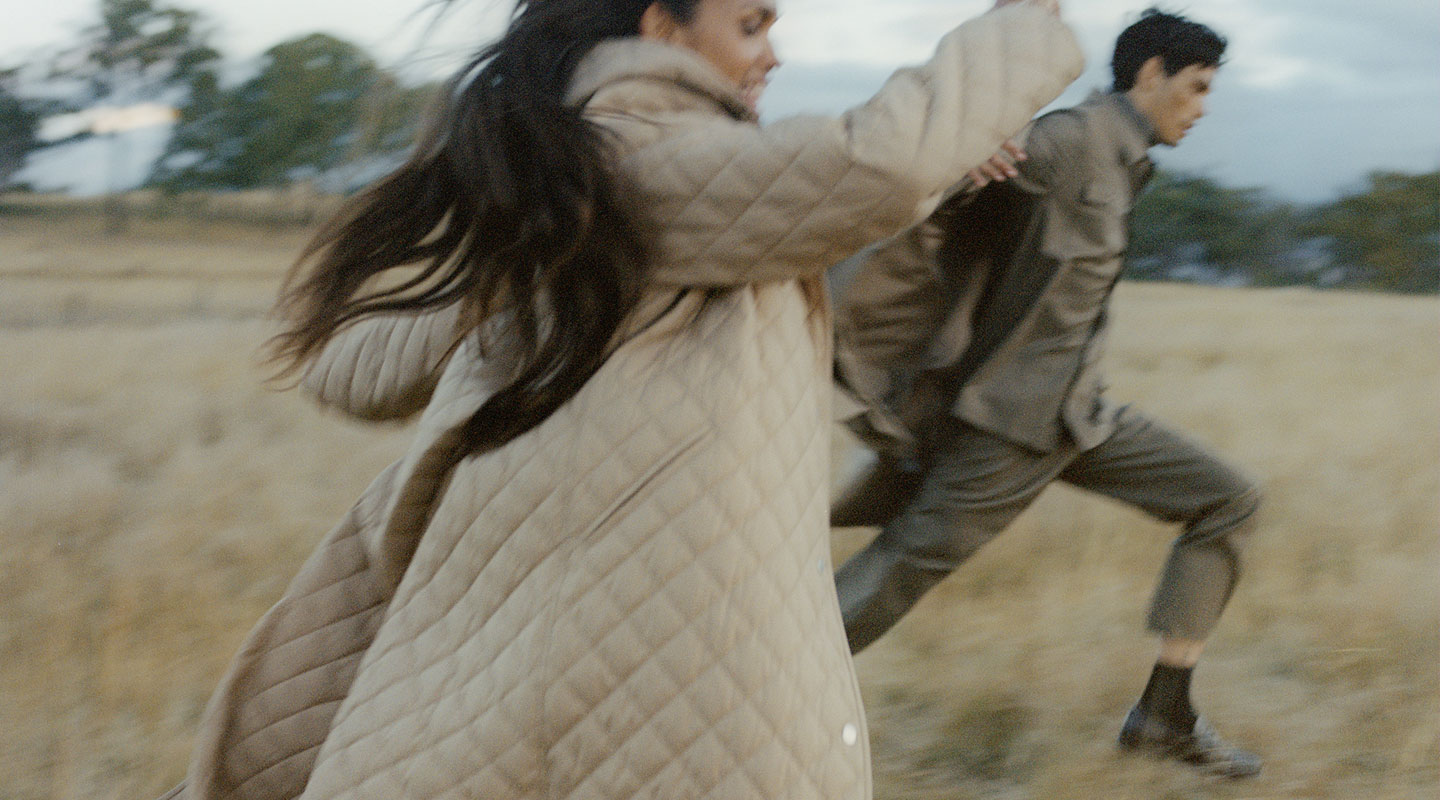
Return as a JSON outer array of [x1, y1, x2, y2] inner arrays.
[[1009, 108, 1082, 193]]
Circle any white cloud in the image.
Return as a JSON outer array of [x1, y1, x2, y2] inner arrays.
[[773, 0, 994, 66]]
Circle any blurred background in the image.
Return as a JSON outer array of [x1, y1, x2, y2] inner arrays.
[[2, 1, 1436, 798]]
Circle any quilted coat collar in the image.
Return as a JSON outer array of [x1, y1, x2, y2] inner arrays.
[[567, 37, 758, 123]]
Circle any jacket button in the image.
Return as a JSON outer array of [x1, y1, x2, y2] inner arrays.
[[842, 723, 858, 746], [816, 557, 827, 575]]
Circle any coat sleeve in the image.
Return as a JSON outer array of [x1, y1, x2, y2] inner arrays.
[[300, 304, 463, 421], [630, 3, 1083, 287]]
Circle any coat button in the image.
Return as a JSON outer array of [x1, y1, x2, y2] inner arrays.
[[842, 723, 858, 746], [816, 557, 826, 575]]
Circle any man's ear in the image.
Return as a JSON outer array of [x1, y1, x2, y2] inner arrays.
[[639, 3, 681, 42], [1134, 55, 1167, 91]]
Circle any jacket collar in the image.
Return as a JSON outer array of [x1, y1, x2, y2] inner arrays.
[[567, 37, 757, 123], [1082, 90, 1157, 192]]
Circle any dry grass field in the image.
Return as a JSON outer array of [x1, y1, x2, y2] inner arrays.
[[2, 206, 1437, 800]]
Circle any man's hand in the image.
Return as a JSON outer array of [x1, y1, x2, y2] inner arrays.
[[965, 139, 1026, 189]]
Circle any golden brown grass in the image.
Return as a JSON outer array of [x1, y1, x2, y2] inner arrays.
[[2, 211, 1436, 799]]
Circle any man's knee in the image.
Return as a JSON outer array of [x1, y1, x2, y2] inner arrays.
[[1193, 479, 1263, 550], [879, 512, 1004, 571], [1221, 469, 1261, 511], [1225, 477, 1263, 526]]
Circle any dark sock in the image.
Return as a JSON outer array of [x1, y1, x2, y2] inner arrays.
[[1138, 663, 1198, 731]]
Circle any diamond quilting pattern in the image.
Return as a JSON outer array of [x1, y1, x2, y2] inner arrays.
[[293, 285, 865, 800], [179, 9, 1084, 799]]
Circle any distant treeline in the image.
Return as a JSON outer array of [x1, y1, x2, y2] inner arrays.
[[1, 0, 437, 198], [0, 188, 345, 229], [2, 0, 1436, 294], [1128, 170, 1438, 294]]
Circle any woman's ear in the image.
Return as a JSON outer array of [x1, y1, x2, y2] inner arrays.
[[639, 2, 681, 42]]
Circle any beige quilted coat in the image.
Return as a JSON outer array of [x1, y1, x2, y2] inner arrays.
[[167, 7, 1082, 800]]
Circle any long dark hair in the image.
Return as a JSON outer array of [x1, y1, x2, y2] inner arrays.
[[271, 0, 699, 455]]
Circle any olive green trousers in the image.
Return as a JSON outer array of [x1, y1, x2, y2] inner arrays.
[[833, 406, 1261, 652]]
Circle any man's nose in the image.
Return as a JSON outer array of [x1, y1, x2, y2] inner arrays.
[[763, 40, 781, 73]]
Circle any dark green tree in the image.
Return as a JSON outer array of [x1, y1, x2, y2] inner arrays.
[[57, 0, 219, 105], [45, 0, 219, 229], [49, 0, 218, 228], [150, 33, 432, 191], [1126, 171, 1302, 286], [1307, 171, 1440, 294], [0, 68, 45, 189]]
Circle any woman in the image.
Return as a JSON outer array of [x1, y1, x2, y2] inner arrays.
[[166, 1, 1081, 798]]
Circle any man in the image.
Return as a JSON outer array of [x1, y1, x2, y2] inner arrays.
[[831, 8, 1262, 778]]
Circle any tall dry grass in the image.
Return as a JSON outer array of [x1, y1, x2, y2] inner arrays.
[[1, 210, 1436, 799]]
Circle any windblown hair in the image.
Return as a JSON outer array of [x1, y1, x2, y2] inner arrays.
[[271, 0, 700, 455], [1111, 7, 1227, 91]]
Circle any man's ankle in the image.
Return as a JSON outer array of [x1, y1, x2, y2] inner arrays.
[[1137, 662, 1198, 730]]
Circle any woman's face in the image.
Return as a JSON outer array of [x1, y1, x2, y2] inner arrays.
[[643, 0, 781, 111]]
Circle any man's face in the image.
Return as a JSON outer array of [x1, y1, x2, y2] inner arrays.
[[1134, 60, 1217, 147]]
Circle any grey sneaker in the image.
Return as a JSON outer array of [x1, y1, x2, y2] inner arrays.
[[1118, 704, 1262, 778]]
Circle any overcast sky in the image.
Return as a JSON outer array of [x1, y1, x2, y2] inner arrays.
[[8, 0, 1439, 202]]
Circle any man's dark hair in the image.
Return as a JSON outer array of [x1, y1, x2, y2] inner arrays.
[[1112, 7, 1227, 91]]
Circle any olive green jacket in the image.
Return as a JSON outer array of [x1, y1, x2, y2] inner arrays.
[[836, 91, 1159, 455]]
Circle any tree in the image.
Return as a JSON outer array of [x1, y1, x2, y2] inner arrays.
[[0, 68, 45, 189], [1306, 171, 1440, 294], [52, 0, 218, 228], [58, 0, 219, 106], [150, 33, 432, 191], [1126, 171, 1302, 286]]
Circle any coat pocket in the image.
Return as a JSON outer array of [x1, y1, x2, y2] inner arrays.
[[1042, 182, 1128, 262]]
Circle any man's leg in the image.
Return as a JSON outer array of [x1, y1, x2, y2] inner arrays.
[[834, 417, 1071, 652], [1059, 406, 1262, 777], [831, 451, 925, 529]]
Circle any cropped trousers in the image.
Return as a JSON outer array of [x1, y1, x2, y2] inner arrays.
[[832, 406, 1262, 653]]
